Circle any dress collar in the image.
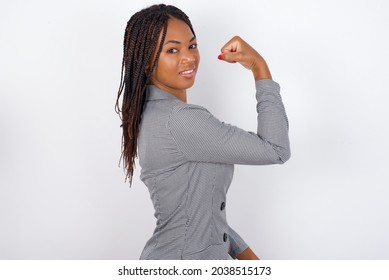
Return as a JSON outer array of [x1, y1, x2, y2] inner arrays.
[[145, 85, 178, 101]]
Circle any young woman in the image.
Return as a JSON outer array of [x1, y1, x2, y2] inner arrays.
[[115, 4, 290, 260]]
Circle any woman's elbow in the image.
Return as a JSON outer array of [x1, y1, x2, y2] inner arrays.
[[279, 150, 291, 164], [277, 146, 291, 164], [249, 144, 291, 165], [251, 148, 290, 165], [267, 145, 290, 165]]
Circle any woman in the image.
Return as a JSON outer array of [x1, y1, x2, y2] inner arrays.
[[115, 4, 290, 260]]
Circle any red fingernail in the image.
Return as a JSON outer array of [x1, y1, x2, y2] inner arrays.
[[218, 54, 223, 60]]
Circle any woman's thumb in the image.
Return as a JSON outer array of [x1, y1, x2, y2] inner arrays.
[[218, 52, 239, 63]]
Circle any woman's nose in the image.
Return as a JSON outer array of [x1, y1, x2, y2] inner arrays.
[[181, 51, 196, 63]]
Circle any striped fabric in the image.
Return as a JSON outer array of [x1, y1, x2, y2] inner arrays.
[[137, 79, 290, 260]]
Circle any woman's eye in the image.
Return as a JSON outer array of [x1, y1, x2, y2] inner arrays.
[[167, 48, 178, 54], [189, 43, 198, 49]]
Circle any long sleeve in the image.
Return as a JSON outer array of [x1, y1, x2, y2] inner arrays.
[[168, 79, 290, 165], [228, 226, 249, 259]]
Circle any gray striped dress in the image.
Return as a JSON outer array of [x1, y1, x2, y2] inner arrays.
[[137, 79, 290, 259]]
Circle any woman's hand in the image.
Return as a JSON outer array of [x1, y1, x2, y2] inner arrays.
[[218, 36, 272, 80], [236, 247, 260, 260]]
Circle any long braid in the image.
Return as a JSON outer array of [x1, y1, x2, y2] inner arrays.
[[115, 4, 195, 187]]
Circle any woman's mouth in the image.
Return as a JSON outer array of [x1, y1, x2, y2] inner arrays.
[[179, 68, 196, 78]]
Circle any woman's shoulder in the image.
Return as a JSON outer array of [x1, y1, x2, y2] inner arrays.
[[168, 102, 216, 133], [171, 102, 210, 116]]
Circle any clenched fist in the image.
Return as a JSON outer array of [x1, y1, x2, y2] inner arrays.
[[218, 36, 272, 80]]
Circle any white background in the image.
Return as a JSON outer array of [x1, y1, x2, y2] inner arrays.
[[1, 0, 388, 259]]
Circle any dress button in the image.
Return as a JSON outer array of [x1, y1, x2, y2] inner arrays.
[[220, 202, 225, 211], [223, 233, 228, 242]]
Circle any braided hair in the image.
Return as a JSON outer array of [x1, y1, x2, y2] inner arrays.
[[115, 4, 196, 186]]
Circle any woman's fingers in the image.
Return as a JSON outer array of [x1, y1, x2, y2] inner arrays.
[[220, 36, 241, 53], [218, 36, 241, 63], [218, 36, 259, 69]]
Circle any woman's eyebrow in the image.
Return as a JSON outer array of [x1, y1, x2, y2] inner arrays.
[[164, 36, 196, 45]]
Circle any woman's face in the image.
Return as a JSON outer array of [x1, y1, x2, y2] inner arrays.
[[150, 18, 200, 96]]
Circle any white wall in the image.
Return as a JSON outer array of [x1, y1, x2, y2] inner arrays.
[[1, 0, 388, 259]]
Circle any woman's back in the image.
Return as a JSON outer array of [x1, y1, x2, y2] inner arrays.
[[138, 85, 237, 259]]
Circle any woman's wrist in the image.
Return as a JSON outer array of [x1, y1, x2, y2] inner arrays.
[[252, 58, 272, 80], [236, 247, 260, 260]]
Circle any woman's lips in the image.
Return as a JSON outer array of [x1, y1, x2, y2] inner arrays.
[[179, 68, 196, 78]]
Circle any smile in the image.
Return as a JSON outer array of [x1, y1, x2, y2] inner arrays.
[[179, 68, 196, 79], [180, 69, 195, 75]]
